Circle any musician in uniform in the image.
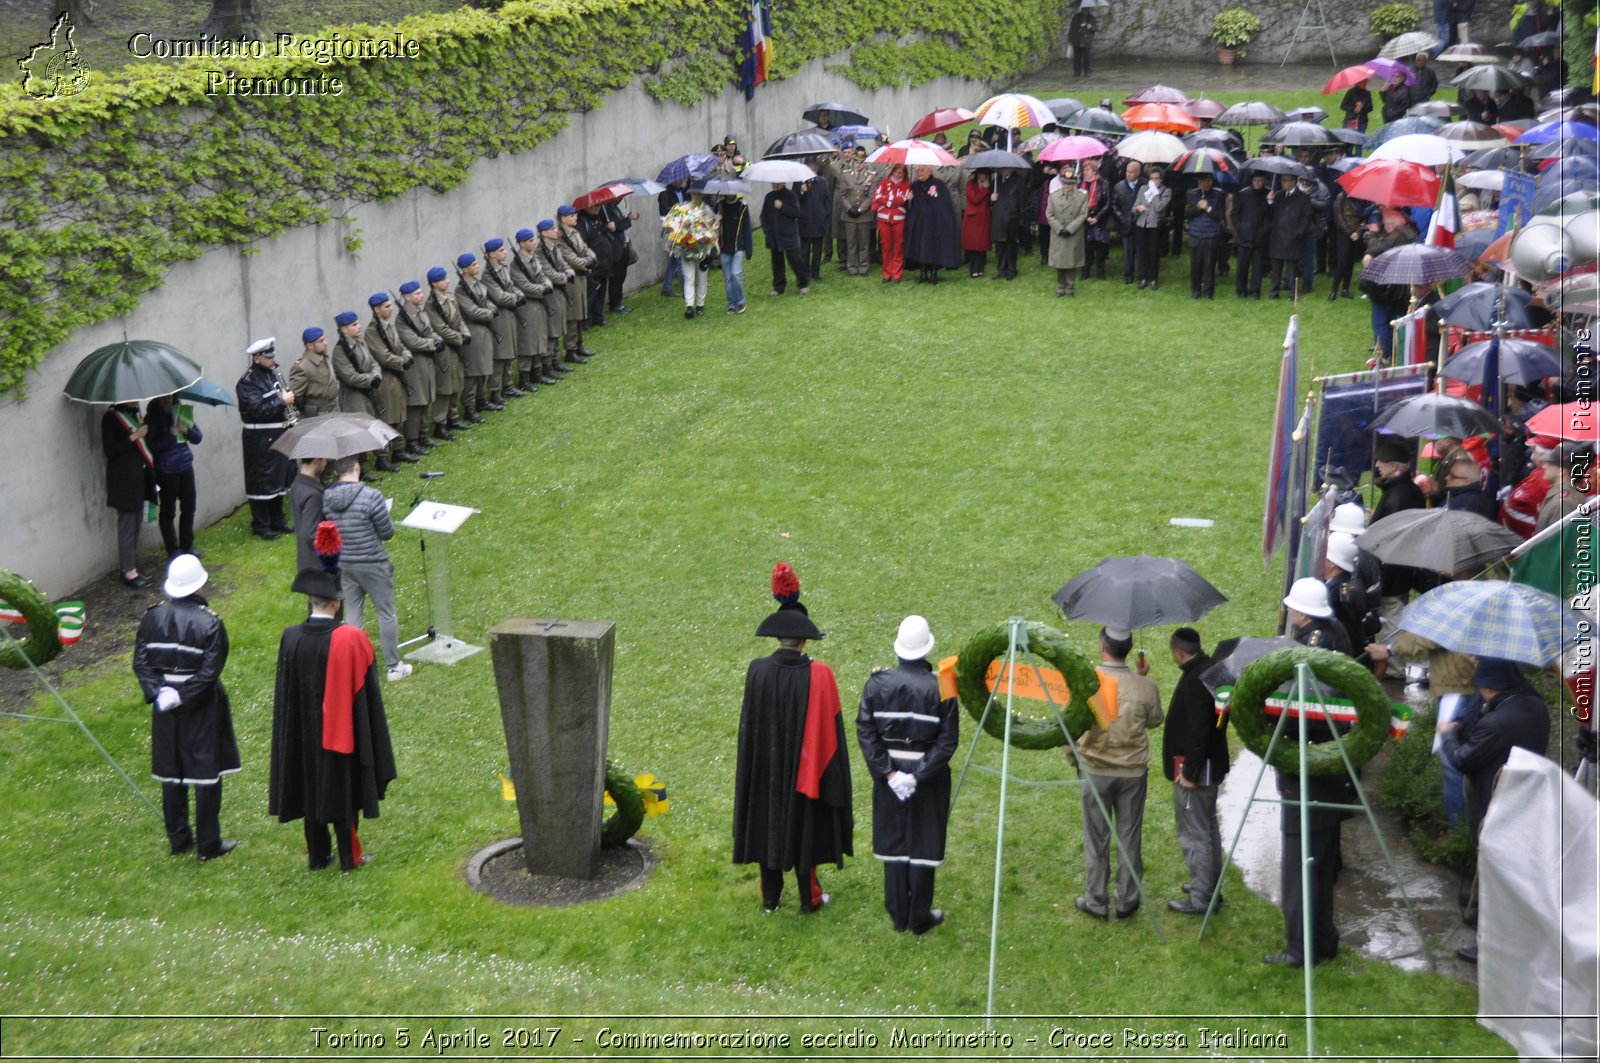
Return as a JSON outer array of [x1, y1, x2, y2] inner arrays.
[[234, 337, 295, 539]]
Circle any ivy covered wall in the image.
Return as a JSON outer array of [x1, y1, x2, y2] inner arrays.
[[0, 0, 1064, 398]]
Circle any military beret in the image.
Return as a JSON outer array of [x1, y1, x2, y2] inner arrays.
[[456, 252, 477, 269], [557, 204, 577, 216], [334, 311, 359, 327], [536, 219, 557, 232], [515, 227, 536, 243], [368, 292, 391, 307], [246, 337, 276, 357], [302, 326, 324, 344], [398, 279, 422, 295], [427, 266, 447, 283], [483, 237, 506, 252]]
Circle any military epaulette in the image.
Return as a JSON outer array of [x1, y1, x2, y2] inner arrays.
[[870, 666, 889, 675]]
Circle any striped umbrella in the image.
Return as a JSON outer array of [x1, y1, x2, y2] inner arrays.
[[1123, 102, 1198, 133], [971, 92, 1056, 132], [865, 138, 958, 168], [1168, 147, 1239, 183], [1397, 580, 1583, 666], [1038, 135, 1110, 162], [1361, 243, 1473, 284]]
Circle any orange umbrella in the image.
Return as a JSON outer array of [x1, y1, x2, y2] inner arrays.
[[1479, 230, 1514, 264], [1122, 102, 1198, 133]]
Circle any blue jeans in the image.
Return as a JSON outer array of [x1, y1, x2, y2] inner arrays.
[[1437, 693, 1467, 828], [1432, 0, 1452, 54], [661, 254, 683, 296], [720, 250, 745, 309], [1370, 301, 1395, 362]]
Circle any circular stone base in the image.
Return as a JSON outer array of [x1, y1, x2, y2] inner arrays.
[[466, 837, 654, 907]]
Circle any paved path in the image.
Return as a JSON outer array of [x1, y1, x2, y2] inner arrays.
[[1015, 56, 1344, 101]]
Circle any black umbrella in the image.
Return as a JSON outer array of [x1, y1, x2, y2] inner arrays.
[[1370, 392, 1501, 438], [1242, 155, 1312, 178], [1462, 145, 1522, 170], [1214, 101, 1287, 126], [1433, 281, 1539, 329], [1044, 97, 1086, 120], [1519, 29, 1562, 47], [1052, 554, 1227, 630], [803, 102, 869, 126], [1407, 99, 1462, 118], [1060, 107, 1128, 135], [270, 413, 400, 460], [1544, 87, 1595, 110], [1183, 128, 1245, 156], [62, 340, 202, 405], [1452, 64, 1531, 92], [763, 130, 839, 159], [1260, 120, 1341, 147], [1327, 127, 1369, 147], [960, 149, 1031, 170], [1442, 337, 1567, 386], [1199, 636, 1299, 697], [1285, 106, 1329, 124], [1357, 509, 1522, 572]]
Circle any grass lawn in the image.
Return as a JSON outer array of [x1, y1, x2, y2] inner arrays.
[[0, 84, 1509, 1059]]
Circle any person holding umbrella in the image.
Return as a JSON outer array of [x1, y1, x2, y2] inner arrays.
[[1361, 208, 1417, 361], [143, 393, 203, 562], [1068, 1, 1098, 77], [761, 181, 809, 294], [1229, 170, 1271, 298], [1380, 69, 1415, 122], [1339, 82, 1372, 133], [836, 145, 875, 277], [961, 171, 994, 277], [102, 401, 157, 586], [1046, 167, 1088, 296], [1186, 171, 1225, 299], [1131, 165, 1171, 290], [1266, 174, 1312, 299], [989, 164, 1027, 281], [871, 164, 912, 283]]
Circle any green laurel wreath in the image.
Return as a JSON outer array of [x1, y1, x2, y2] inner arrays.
[[0, 569, 63, 670], [955, 621, 1099, 750], [1229, 647, 1391, 774], [601, 760, 644, 849]]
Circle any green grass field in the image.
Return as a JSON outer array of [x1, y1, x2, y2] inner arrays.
[[0, 81, 1510, 1058]]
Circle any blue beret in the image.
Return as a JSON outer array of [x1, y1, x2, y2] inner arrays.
[[536, 219, 557, 232], [557, 204, 577, 217], [484, 237, 505, 252], [368, 292, 391, 307], [427, 266, 447, 283], [398, 280, 422, 295], [1472, 657, 1524, 691], [302, 326, 324, 344], [515, 227, 536, 243], [334, 311, 359, 327], [455, 252, 476, 269]]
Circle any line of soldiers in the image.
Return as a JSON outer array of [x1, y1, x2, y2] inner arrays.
[[280, 208, 604, 474]]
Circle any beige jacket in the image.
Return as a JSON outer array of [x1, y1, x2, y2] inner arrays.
[[1073, 661, 1163, 778]]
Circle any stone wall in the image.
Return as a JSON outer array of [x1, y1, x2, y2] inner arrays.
[[1090, 0, 1516, 63], [0, 61, 995, 599]]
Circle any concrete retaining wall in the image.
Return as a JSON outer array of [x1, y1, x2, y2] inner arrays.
[[0, 61, 995, 599]]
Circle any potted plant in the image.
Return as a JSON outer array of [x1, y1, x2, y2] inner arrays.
[[1368, 1, 1421, 38], [1210, 7, 1262, 65]]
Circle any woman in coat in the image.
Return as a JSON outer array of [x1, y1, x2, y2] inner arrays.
[[903, 165, 962, 284], [145, 394, 203, 561], [988, 170, 1025, 280], [1131, 166, 1172, 289], [961, 173, 994, 276], [103, 402, 156, 587], [1045, 170, 1089, 296]]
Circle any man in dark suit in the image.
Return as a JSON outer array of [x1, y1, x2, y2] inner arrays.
[[1162, 628, 1229, 915], [1111, 160, 1144, 284]]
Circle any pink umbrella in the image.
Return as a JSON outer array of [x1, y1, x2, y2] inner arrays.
[[909, 107, 976, 138], [1038, 135, 1110, 162], [865, 139, 959, 168], [1323, 64, 1378, 94], [1184, 98, 1227, 120], [1365, 57, 1419, 85]]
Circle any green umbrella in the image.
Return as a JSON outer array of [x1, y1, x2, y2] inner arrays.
[[175, 376, 237, 407], [62, 340, 202, 405]]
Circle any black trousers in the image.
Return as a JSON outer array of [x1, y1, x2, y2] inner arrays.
[[884, 862, 938, 932], [608, 258, 630, 309], [1236, 242, 1267, 295], [994, 240, 1018, 278], [769, 246, 808, 293], [1330, 231, 1359, 294], [1136, 227, 1164, 284], [1036, 224, 1051, 264], [247, 497, 286, 534], [1072, 45, 1091, 76], [1281, 823, 1341, 962], [163, 781, 221, 855], [305, 818, 357, 871], [587, 274, 608, 325], [759, 864, 822, 911], [1122, 231, 1140, 281], [801, 237, 824, 281], [1085, 233, 1109, 276], [1270, 256, 1299, 297], [156, 468, 196, 553], [1189, 236, 1218, 296], [964, 249, 987, 275]]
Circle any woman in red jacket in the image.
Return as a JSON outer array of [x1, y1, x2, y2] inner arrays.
[[962, 172, 994, 277], [872, 164, 912, 283]]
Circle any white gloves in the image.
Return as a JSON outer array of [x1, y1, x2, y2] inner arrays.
[[155, 686, 181, 712], [888, 771, 918, 802]]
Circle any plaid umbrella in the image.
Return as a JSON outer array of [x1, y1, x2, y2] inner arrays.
[[1370, 392, 1501, 438], [1377, 31, 1440, 59], [656, 153, 719, 184], [1214, 100, 1286, 125], [1398, 580, 1582, 665], [1361, 243, 1472, 284], [1358, 510, 1522, 573]]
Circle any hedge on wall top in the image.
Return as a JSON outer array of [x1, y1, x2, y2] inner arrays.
[[0, 0, 1062, 398]]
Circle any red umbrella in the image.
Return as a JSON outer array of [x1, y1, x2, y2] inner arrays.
[[571, 182, 636, 210], [1122, 102, 1199, 133], [909, 107, 976, 138], [1337, 158, 1441, 206], [1184, 98, 1227, 120], [1526, 403, 1596, 442], [865, 139, 959, 168], [1123, 84, 1189, 105], [1323, 64, 1378, 94]]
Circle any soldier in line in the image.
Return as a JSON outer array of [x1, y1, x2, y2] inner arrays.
[[555, 205, 599, 363], [288, 326, 341, 420], [363, 293, 417, 466], [330, 310, 392, 475], [479, 237, 527, 403], [511, 227, 558, 389], [450, 253, 498, 422], [424, 266, 470, 437], [394, 279, 444, 444]]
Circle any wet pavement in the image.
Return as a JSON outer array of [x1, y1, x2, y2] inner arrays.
[[1215, 679, 1480, 983], [1016, 57, 1351, 101]]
